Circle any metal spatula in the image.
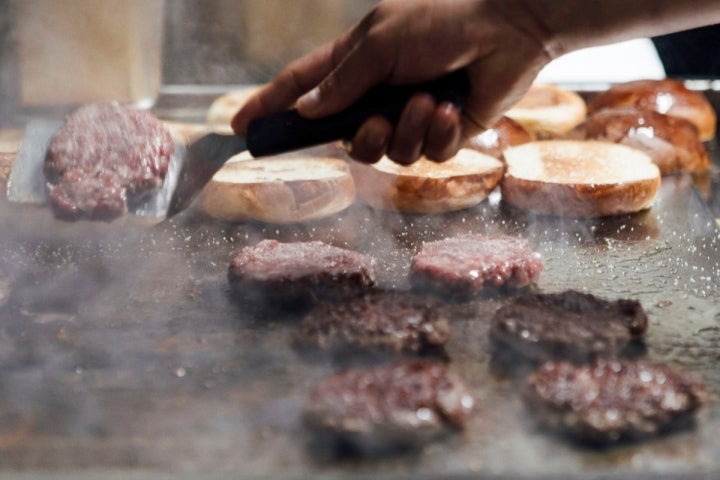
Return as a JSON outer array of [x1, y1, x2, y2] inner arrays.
[[7, 71, 469, 219], [166, 70, 469, 217]]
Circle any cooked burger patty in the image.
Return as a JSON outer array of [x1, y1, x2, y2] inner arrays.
[[293, 290, 450, 356], [45, 103, 174, 221], [410, 234, 543, 298], [303, 360, 474, 452], [526, 359, 707, 443], [489, 290, 648, 364], [227, 239, 376, 303]]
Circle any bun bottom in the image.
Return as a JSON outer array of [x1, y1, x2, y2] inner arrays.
[[201, 156, 356, 224], [350, 149, 504, 214], [502, 176, 661, 218], [502, 140, 661, 218]]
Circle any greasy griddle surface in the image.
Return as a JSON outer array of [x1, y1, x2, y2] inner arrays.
[[1, 103, 720, 478], [0, 170, 717, 478]]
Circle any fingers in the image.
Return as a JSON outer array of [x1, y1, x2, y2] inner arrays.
[[232, 28, 359, 134], [232, 11, 382, 134], [348, 94, 463, 165], [231, 44, 334, 134], [297, 39, 393, 119], [348, 116, 393, 164], [424, 102, 463, 162], [387, 94, 436, 165]]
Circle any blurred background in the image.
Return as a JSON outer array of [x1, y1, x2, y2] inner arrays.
[[3, 0, 717, 128], [163, 0, 376, 85], [0, 0, 376, 125]]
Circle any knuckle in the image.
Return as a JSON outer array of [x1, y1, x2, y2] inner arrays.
[[388, 148, 418, 165]]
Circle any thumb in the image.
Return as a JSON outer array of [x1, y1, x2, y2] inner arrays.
[[296, 41, 392, 119]]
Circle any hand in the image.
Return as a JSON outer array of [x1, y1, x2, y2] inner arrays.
[[232, 0, 553, 164]]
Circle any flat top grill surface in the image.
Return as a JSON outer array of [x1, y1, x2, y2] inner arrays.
[[0, 93, 719, 479]]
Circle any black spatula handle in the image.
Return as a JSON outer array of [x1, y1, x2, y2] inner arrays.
[[246, 70, 470, 157]]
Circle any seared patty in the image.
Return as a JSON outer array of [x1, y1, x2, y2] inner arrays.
[[293, 290, 450, 357], [526, 359, 707, 443], [45, 103, 174, 221], [303, 360, 474, 452], [490, 290, 648, 364], [227, 239, 376, 304], [410, 234, 543, 299]]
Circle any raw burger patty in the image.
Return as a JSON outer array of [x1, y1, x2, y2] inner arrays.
[[490, 290, 648, 363], [293, 290, 450, 356], [303, 360, 474, 451], [227, 239, 376, 303], [45, 103, 174, 220], [410, 234, 543, 298], [526, 359, 707, 443]]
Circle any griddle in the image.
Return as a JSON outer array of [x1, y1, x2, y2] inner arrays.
[[0, 88, 718, 479]]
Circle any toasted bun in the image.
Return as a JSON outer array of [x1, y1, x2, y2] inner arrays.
[[0, 152, 15, 192], [588, 79, 716, 141], [502, 140, 661, 217], [206, 86, 263, 134], [575, 107, 710, 175], [0, 129, 22, 153], [465, 116, 534, 160], [350, 149, 504, 213], [201, 154, 356, 224], [505, 84, 587, 138]]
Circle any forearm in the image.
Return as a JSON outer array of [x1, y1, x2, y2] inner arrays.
[[491, 0, 720, 59], [235, 0, 720, 164]]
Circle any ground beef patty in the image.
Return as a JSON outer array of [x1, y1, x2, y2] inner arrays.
[[410, 234, 543, 299], [45, 103, 174, 220], [303, 360, 474, 452], [227, 239, 376, 304], [526, 359, 707, 444], [293, 290, 450, 357], [490, 290, 648, 364]]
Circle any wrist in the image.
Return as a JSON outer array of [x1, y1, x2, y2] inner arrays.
[[481, 0, 564, 62], [495, 0, 720, 57]]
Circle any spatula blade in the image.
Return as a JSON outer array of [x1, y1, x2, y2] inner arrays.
[[166, 133, 247, 218]]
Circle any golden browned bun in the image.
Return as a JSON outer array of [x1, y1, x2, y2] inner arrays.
[[350, 149, 504, 213], [464, 116, 535, 160], [0, 129, 22, 153], [587, 79, 716, 141], [574, 107, 710, 175], [0, 152, 15, 193], [502, 140, 661, 218], [0, 133, 18, 194], [505, 84, 587, 139], [206, 86, 263, 134], [201, 153, 356, 224]]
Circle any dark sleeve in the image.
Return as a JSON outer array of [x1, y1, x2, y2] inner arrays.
[[652, 24, 720, 77]]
